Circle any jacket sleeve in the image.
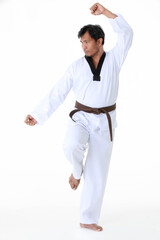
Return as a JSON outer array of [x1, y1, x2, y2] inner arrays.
[[109, 14, 133, 70], [31, 65, 74, 124]]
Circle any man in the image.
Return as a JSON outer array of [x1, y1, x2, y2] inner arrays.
[[24, 3, 133, 232]]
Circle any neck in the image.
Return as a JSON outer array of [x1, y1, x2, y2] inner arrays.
[[91, 48, 104, 68]]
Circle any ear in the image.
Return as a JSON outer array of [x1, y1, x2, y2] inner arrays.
[[97, 38, 103, 46]]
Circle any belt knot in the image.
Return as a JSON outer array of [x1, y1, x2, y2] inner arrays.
[[69, 101, 116, 142]]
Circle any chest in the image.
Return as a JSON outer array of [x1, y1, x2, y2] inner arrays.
[[73, 54, 116, 88]]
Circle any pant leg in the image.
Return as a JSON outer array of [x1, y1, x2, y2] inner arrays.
[[80, 129, 115, 224], [63, 119, 89, 179]]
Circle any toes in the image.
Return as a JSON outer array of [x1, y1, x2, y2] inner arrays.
[[69, 179, 76, 190], [97, 226, 103, 231], [94, 225, 103, 231], [80, 223, 103, 231], [72, 183, 77, 190], [69, 174, 80, 190]]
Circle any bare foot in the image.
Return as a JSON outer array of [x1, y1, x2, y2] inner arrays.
[[80, 223, 103, 232], [69, 174, 80, 190]]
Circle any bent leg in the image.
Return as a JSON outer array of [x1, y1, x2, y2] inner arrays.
[[63, 120, 89, 180], [80, 130, 115, 224]]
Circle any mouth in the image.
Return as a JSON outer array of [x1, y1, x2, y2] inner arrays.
[[84, 51, 90, 55]]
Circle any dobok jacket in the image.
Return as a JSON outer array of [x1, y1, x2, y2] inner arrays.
[[31, 14, 133, 130]]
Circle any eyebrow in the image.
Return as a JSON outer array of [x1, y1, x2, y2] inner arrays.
[[80, 40, 89, 43]]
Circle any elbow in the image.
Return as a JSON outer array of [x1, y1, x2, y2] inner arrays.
[[125, 27, 134, 45], [129, 28, 134, 46], [128, 27, 134, 40], [130, 28, 134, 38]]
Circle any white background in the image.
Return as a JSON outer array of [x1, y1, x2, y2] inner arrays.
[[0, 0, 160, 239]]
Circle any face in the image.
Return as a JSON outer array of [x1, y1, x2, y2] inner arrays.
[[80, 31, 102, 57]]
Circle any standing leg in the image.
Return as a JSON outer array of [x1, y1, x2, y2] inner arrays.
[[80, 129, 115, 226]]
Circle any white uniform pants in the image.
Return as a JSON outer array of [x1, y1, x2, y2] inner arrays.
[[63, 111, 115, 224]]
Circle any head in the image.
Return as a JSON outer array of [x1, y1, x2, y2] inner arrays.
[[78, 24, 105, 57]]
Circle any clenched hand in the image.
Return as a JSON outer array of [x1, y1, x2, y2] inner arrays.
[[24, 114, 37, 126], [90, 3, 106, 15]]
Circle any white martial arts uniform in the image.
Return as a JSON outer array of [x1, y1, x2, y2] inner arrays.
[[31, 14, 133, 224]]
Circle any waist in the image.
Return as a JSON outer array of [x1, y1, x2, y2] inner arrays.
[[69, 101, 116, 142], [74, 101, 116, 114]]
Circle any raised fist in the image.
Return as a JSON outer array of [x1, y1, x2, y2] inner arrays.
[[90, 3, 106, 15]]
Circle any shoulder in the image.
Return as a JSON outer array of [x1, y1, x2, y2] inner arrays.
[[72, 56, 85, 66], [69, 56, 85, 70], [64, 56, 85, 77], [105, 50, 114, 60]]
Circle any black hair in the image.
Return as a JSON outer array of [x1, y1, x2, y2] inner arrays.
[[78, 24, 105, 45]]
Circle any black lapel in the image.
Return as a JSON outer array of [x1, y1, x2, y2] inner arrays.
[[85, 52, 106, 81]]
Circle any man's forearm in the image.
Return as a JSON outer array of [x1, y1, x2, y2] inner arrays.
[[102, 8, 117, 19]]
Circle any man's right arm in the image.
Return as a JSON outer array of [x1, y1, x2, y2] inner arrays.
[[24, 114, 37, 126], [24, 65, 74, 126]]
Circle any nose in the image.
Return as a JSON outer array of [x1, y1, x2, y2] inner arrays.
[[82, 42, 87, 51]]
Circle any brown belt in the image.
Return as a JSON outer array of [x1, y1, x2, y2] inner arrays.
[[69, 101, 116, 142]]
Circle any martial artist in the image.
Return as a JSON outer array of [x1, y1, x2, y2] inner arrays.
[[24, 3, 133, 232]]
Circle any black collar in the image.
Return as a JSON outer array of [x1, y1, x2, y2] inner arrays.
[[85, 52, 106, 81]]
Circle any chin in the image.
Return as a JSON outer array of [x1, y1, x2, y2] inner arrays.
[[85, 52, 91, 57]]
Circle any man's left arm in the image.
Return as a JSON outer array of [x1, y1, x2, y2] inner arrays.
[[108, 14, 133, 69], [90, 3, 133, 69]]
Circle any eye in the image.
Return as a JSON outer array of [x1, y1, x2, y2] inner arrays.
[[84, 40, 89, 44], [80, 40, 89, 45]]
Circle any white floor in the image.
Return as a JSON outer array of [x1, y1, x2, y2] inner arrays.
[[0, 204, 160, 240]]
